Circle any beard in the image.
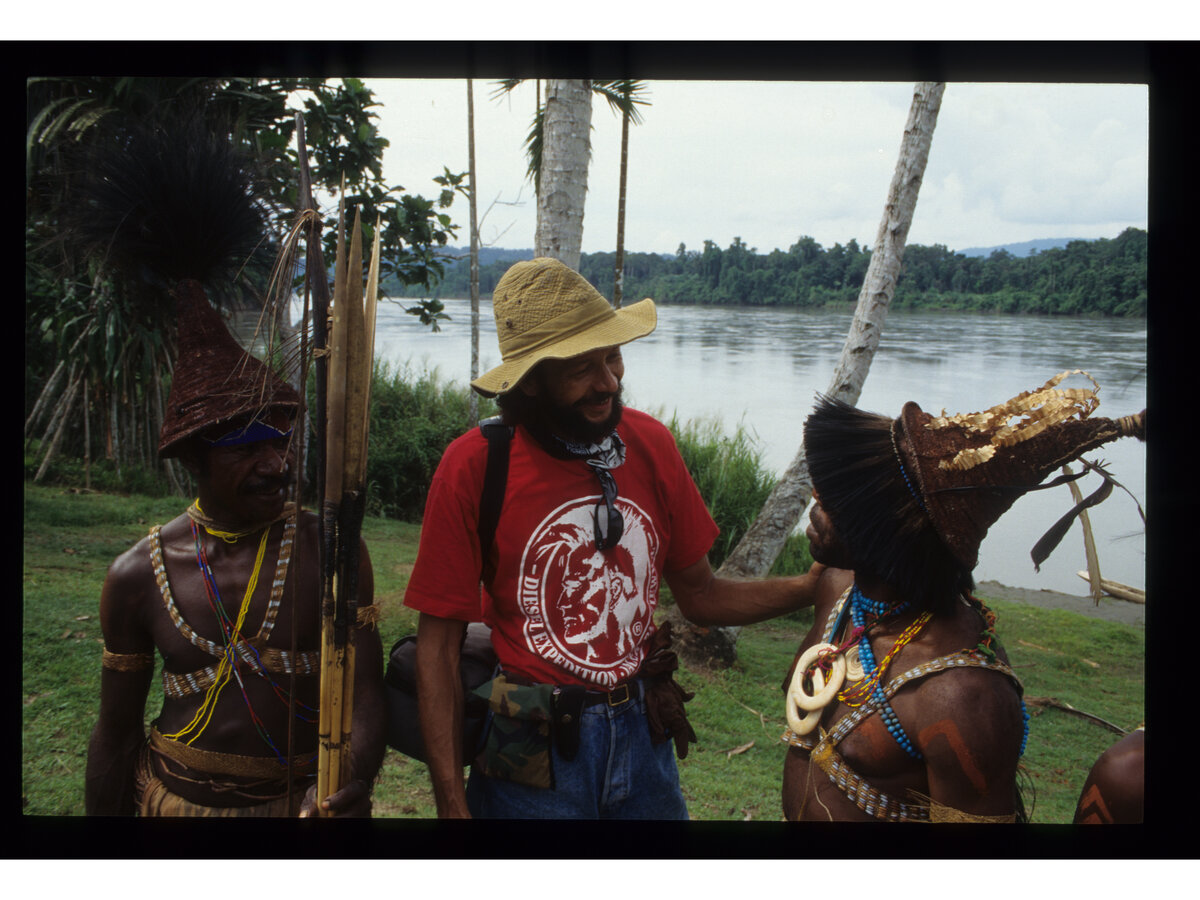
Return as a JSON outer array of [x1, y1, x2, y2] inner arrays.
[[536, 384, 625, 445]]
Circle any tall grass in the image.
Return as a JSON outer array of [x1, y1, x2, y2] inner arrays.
[[665, 413, 811, 575], [361, 361, 495, 519]]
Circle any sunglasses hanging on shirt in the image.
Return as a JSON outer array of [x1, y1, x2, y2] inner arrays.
[[590, 464, 625, 550]]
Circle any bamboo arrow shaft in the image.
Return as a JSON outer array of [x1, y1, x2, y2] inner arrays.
[[316, 199, 380, 815]]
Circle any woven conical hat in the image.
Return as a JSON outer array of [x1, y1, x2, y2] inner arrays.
[[158, 279, 299, 458]]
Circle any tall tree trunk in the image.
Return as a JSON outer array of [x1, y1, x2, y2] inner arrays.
[[25, 325, 91, 446], [467, 78, 481, 426], [669, 82, 946, 669], [613, 107, 630, 308], [34, 370, 82, 483], [535, 79, 591, 271]]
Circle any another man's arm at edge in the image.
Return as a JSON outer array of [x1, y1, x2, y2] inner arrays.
[[415, 611, 470, 818], [85, 553, 155, 816], [665, 555, 829, 628]]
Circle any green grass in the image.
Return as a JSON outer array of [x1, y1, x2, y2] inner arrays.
[[22, 483, 1143, 821]]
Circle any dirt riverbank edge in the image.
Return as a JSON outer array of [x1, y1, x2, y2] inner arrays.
[[975, 579, 1145, 628]]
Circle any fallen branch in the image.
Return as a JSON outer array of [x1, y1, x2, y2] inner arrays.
[[1076, 571, 1145, 604], [723, 741, 755, 759], [1024, 696, 1128, 735]]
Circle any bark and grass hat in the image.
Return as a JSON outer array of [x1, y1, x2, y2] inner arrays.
[[471, 257, 657, 397], [158, 279, 299, 458], [805, 371, 1145, 601]]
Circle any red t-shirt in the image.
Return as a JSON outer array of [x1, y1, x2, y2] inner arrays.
[[404, 408, 719, 688]]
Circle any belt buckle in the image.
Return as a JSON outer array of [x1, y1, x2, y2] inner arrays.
[[607, 683, 631, 706]]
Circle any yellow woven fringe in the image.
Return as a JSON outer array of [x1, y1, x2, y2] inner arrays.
[[925, 795, 1016, 824]]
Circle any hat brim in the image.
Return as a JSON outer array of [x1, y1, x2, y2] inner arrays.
[[471, 298, 657, 397]]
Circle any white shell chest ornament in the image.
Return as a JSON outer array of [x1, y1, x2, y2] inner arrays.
[[786, 589, 859, 735]]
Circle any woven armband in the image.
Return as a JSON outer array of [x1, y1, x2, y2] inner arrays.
[[356, 606, 381, 630], [103, 647, 155, 671]]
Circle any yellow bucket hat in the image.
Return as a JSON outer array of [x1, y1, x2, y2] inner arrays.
[[471, 258, 657, 397]]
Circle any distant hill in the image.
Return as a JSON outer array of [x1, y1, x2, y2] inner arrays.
[[957, 237, 1087, 258]]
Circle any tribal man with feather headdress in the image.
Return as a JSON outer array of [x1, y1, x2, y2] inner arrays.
[[781, 374, 1144, 822], [81, 120, 384, 817]]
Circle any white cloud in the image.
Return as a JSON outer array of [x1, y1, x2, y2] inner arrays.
[[365, 78, 1148, 257]]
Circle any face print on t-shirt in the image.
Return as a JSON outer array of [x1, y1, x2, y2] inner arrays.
[[517, 494, 660, 686]]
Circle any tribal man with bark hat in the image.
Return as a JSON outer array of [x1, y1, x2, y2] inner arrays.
[[404, 258, 821, 819], [780, 372, 1145, 822], [84, 122, 384, 817]]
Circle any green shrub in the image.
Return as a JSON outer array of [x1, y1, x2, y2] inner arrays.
[[24, 449, 180, 498], [664, 413, 810, 572], [363, 361, 495, 520]]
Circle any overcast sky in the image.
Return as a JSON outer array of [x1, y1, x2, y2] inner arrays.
[[363, 79, 1148, 257]]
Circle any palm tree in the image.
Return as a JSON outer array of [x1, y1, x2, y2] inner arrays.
[[491, 79, 648, 280], [593, 80, 650, 308], [668, 82, 948, 667], [533, 80, 591, 270]]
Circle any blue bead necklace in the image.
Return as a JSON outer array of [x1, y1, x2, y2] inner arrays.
[[848, 585, 923, 760]]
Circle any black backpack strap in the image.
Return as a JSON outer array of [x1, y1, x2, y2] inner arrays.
[[477, 416, 513, 564]]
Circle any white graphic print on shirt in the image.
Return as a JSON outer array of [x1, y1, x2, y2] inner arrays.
[[517, 494, 660, 686]]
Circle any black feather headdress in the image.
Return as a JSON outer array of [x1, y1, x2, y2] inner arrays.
[[65, 115, 297, 458], [68, 115, 267, 306], [804, 395, 970, 615]]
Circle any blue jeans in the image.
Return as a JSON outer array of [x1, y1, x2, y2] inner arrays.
[[465, 692, 689, 819]]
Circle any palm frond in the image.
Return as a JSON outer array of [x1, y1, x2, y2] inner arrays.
[[489, 78, 525, 101], [590, 79, 651, 126]]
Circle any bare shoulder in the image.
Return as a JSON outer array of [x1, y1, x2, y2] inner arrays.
[[905, 660, 1025, 764], [1090, 730, 1145, 784], [104, 513, 183, 590], [99, 517, 181, 647]]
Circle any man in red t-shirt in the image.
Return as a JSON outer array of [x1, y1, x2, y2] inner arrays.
[[405, 258, 817, 818]]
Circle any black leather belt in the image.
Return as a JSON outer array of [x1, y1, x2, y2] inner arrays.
[[580, 680, 641, 707]]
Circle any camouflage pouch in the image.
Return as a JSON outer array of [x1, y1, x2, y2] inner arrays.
[[472, 674, 556, 789]]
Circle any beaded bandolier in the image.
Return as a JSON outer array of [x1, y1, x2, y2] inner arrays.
[[148, 510, 317, 701], [783, 587, 1025, 822]]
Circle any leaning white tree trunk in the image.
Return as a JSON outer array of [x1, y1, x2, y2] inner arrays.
[[535, 79, 592, 271], [672, 82, 946, 667]]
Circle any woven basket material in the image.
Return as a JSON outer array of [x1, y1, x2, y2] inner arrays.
[[158, 279, 299, 458], [471, 258, 656, 397], [898, 401, 1141, 569]]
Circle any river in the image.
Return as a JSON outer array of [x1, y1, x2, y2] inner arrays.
[[369, 297, 1147, 598]]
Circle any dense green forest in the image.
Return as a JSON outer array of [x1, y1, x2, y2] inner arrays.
[[387, 227, 1147, 317]]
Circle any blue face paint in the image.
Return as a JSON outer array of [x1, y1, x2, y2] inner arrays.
[[201, 419, 293, 448]]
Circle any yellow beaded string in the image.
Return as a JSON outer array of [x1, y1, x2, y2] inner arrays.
[[838, 611, 932, 708], [162, 526, 271, 744]]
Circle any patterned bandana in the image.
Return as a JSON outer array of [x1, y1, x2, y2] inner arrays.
[[555, 431, 627, 471], [528, 426, 628, 550]]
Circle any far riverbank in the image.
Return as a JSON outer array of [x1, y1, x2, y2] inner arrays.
[[977, 580, 1145, 628]]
